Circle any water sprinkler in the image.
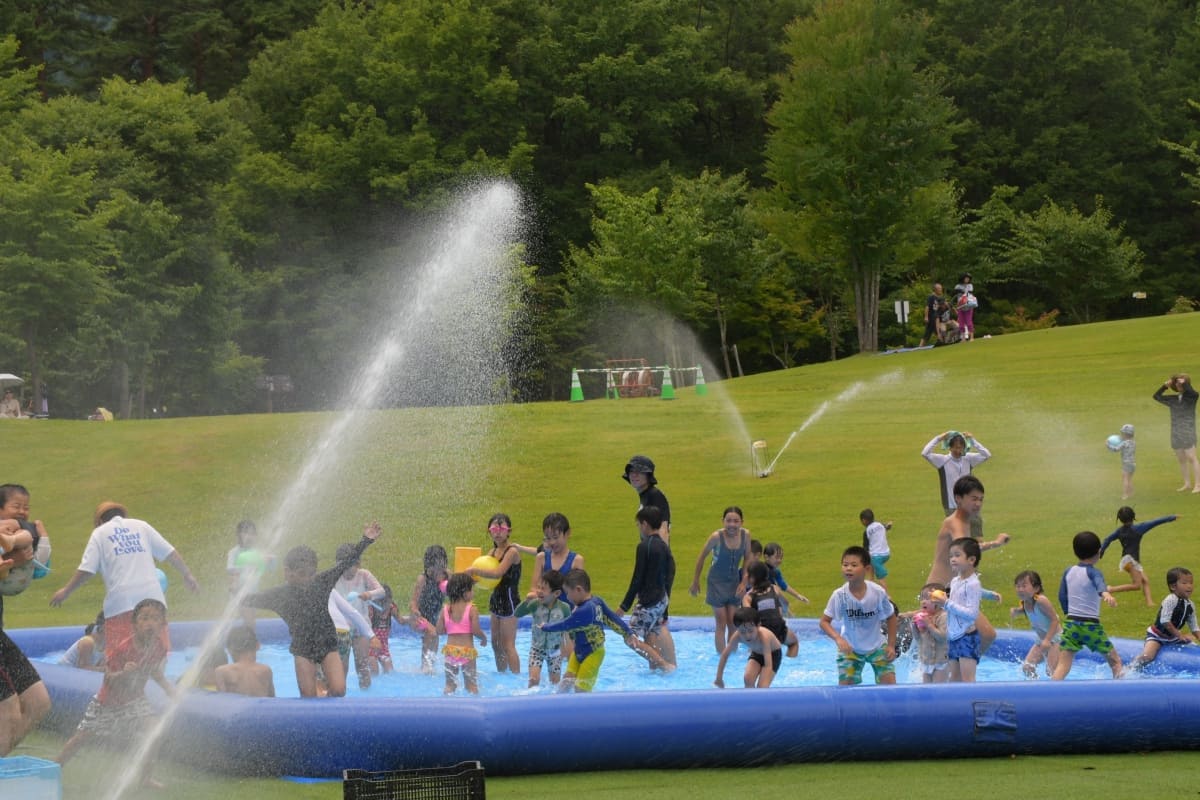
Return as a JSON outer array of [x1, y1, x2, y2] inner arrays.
[[751, 440, 771, 478]]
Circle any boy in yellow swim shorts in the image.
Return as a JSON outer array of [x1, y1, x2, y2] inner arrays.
[[540, 568, 671, 692]]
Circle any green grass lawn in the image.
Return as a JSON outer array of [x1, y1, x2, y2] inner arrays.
[[5, 312, 1200, 796]]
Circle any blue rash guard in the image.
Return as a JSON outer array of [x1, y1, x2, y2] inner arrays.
[[541, 595, 632, 662]]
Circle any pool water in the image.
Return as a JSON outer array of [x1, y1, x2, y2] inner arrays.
[[49, 624, 1163, 698]]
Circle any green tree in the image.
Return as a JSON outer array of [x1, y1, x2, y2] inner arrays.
[[0, 140, 112, 405], [761, 0, 960, 352], [15, 78, 259, 416], [1002, 198, 1143, 323]]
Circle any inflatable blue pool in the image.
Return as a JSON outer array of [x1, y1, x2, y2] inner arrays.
[[12, 618, 1200, 777]]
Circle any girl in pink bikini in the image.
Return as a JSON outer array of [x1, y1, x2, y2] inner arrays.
[[438, 573, 488, 694]]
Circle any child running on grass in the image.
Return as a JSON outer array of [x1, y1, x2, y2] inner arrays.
[[1100, 506, 1178, 607], [240, 521, 382, 697], [860, 509, 893, 591]]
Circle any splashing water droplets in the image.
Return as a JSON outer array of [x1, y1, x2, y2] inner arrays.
[[100, 180, 525, 799]]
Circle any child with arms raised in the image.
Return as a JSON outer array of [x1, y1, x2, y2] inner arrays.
[[240, 521, 382, 697], [714, 607, 782, 689]]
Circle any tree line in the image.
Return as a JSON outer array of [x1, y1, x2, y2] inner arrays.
[[0, 0, 1197, 417]]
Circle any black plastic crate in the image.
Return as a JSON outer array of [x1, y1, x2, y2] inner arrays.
[[343, 761, 485, 800]]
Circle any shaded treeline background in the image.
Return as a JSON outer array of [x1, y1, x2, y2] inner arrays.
[[1, 0, 1197, 417]]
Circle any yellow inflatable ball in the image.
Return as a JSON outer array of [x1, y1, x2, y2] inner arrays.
[[471, 555, 501, 590]]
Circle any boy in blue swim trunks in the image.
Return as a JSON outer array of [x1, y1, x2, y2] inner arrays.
[[540, 568, 671, 692], [939, 537, 983, 682], [1053, 530, 1122, 680]]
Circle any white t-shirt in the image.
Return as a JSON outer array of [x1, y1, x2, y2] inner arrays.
[[946, 573, 982, 641], [864, 522, 890, 557], [823, 581, 893, 654], [79, 515, 175, 617]]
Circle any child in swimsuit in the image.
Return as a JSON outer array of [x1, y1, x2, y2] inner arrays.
[[467, 513, 528, 674], [742, 561, 799, 657], [368, 583, 415, 675], [541, 568, 671, 692], [713, 606, 782, 689], [411, 545, 449, 673], [527, 512, 584, 597], [689, 506, 751, 654], [438, 573, 487, 694], [241, 521, 383, 697], [514, 569, 571, 687], [1010, 570, 1061, 678]]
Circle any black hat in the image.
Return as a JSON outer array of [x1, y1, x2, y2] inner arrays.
[[622, 455, 657, 485]]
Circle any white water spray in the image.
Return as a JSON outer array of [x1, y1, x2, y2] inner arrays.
[[756, 371, 898, 477], [102, 181, 524, 798]]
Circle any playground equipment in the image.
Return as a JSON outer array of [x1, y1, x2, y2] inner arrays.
[[568, 362, 707, 401]]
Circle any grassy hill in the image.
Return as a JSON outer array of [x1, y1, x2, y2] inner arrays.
[[6, 311, 1200, 641]]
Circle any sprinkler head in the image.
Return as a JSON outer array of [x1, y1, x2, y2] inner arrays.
[[758, 470, 772, 478]]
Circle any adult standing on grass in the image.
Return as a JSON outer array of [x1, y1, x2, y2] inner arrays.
[[1152, 373, 1200, 493], [952, 273, 977, 342], [918, 283, 944, 347], [50, 501, 199, 659], [622, 456, 676, 665]]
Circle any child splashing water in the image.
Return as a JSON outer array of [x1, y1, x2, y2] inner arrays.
[[240, 521, 383, 697], [1010, 570, 1061, 679], [439, 573, 487, 694]]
